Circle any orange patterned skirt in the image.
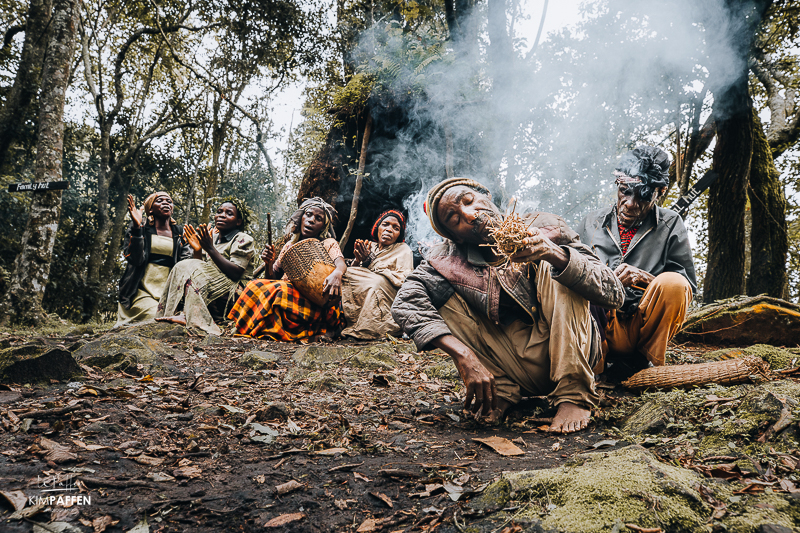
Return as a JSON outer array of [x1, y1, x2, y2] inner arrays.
[[227, 280, 343, 342]]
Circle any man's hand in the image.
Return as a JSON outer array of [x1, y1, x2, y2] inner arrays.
[[614, 263, 654, 288], [509, 228, 569, 270], [432, 335, 497, 417]]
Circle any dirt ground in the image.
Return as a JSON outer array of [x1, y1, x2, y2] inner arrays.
[[0, 324, 797, 533]]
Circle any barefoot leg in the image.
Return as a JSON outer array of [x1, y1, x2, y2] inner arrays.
[[549, 402, 591, 434], [155, 314, 187, 326]]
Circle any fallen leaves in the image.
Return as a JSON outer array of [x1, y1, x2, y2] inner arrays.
[[78, 515, 119, 533], [133, 455, 164, 467], [0, 489, 26, 511], [312, 447, 347, 456], [275, 479, 304, 495], [369, 491, 393, 508], [265, 513, 305, 527], [473, 436, 524, 456], [37, 437, 77, 463]]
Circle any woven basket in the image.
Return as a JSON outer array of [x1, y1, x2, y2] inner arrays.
[[621, 355, 770, 391], [282, 239, 336, 307]]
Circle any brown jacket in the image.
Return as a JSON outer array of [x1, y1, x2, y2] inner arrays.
[[391, 212, 625, 351]]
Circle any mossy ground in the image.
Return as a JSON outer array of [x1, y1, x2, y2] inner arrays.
[[469, 446, 799, 533]]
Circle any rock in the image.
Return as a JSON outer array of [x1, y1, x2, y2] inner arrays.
[[73, 334, 181, 376], [292, 343, 398, 370], [116, 321, 189, 340], [305, 371, 346, 391], [65, 340, 87, 352], [676, 295, 800, 346], [467, 445, 799, 533], [239, 350, 280, 370], [292, 345, 351, 367], [0, 345, 80, 384], [622, 399, 674, 435], [757, 525, 793, 533], [423, 359, 460, 381], [350, 344, 398, 370]]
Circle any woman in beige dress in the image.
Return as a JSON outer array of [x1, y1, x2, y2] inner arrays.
[[115, 192, 192, 327], [156, 198, 255, 335], [341, 210, 413, 339]]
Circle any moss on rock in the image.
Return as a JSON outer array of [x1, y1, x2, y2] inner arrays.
[[467, 446, 798, 533]]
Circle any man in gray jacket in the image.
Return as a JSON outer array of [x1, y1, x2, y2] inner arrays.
[[391, 178, 624, 433], [577, 146, 696, 372]]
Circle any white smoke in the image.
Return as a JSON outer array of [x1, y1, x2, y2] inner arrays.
[[352, 0, 749, 250]]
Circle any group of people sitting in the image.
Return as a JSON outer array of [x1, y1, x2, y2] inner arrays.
[[117, 145, 696, 434], [116, 195, 413, 341]]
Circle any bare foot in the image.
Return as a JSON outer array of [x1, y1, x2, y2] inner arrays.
[[155, 314, 186, 326], [549, 402, 591, 434], [475, 397, 513, 425]]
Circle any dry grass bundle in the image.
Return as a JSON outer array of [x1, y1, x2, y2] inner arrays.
[[484, 199, 539, 264]]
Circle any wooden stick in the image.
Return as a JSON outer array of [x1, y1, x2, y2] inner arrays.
[[252, 213, 273, 278], [632, 284, 648, 291], [339, 110, 373, 249]]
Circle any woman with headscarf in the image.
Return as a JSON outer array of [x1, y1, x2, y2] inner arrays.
[[341, 210, 413, 339], [228, 197, 347, 341], [156, 197, 256, 335], [115, 192, 193, 327]]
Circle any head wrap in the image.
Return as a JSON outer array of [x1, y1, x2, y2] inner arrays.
[[285, 197, 338, 243], [613, 146, 671, 202], [424, 177, 491, 240], [371, 209, 406, 242], [142, 191, 175, 225], [212, 196, 253, 231]]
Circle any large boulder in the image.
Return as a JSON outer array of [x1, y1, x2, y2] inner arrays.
[[0, 345, 80, 383], [676, 295, 800, 346], [465, 446, 799, 533], [73, 334, 181, 376]]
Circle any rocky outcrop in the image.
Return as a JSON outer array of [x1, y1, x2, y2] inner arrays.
[[0, 344, 80, 383]]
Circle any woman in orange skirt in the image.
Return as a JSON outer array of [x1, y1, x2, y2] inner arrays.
[[227, 198, 347, 341]]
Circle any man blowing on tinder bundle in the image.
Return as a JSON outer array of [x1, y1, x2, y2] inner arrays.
[[577, 146, 696, 375], [391, 178, 624, 433]]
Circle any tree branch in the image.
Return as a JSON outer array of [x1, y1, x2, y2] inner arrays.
[[1, 24, 24, 52]]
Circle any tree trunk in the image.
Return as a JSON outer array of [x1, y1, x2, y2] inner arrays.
[[704, 88, 752, 303], [0, 0, 54, 173], [703, 0, 770, 303], [747, 114, 788, 298], [83, 125, 112, 317], [339, 111, 373, 249], [704, 90, 752, 303], [100, 171, 136, 282], [0, 0, 77, 325]]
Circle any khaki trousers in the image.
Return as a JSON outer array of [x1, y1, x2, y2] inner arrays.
[[605, 272, 692, 367], [439, 263, 598, 409]]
